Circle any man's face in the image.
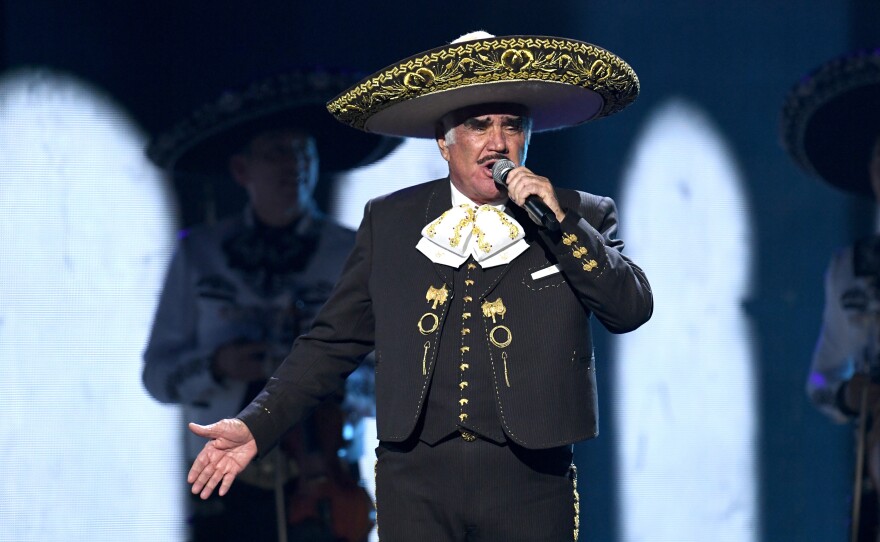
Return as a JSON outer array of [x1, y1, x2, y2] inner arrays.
[[230, 129, 318, 225], [436, 104, 531, 205]]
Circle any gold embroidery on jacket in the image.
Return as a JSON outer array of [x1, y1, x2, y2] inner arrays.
[[418, 313, 439, 335], [481, 297, 507, 323], [489, 325, 512, 348], [425, 284, 449, 309], [421, 341, 430, 375]]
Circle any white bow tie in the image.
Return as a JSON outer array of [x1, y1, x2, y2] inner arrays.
[[416, 204, 530, 268]]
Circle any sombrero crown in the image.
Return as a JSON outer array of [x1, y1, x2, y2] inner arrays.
[[780, 49, 880, 197], [148, 68, 397, 175], [327, 32, 639, 138]]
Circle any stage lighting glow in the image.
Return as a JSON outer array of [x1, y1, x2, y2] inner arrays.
[[0, 69, 182, 540], [615, 99, 757, 541], [331, 138, 449, 230]]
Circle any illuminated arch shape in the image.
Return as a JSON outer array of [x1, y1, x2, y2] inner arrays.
[[615, 98, 757, 541]]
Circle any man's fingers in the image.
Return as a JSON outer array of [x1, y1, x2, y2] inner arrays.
[[200, 467, 226, 500], [187, 454, 206, 484], [218, 471, 237, 497], [199, 458, 237, 499], [190, 448, 244, 500], [194, 459, 222, 499], [505, 170, 550, 202]]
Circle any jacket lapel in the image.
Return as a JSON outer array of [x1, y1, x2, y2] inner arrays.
[[423, 179, 454, 286]]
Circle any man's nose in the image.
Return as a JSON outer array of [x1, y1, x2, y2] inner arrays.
[[487, 126, 509, 152]]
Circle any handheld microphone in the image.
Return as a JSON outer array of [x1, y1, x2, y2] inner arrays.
[[491, 159, 560, 231]]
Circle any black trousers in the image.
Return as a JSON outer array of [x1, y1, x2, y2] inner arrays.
[[189, 481, 279, 542], [188, 480, 340, 542], [375, 434, 578, 542]]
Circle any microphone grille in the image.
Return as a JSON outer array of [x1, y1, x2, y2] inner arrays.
[[491, 159, 516, 185]]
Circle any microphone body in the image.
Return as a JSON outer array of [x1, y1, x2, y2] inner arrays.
[[491, 159, 560, 231]]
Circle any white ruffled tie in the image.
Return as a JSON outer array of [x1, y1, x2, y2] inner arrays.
[[416, 203, 529, 268]]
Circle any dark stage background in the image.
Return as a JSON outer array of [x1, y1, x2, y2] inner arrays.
[[2, 1, 878, 540]]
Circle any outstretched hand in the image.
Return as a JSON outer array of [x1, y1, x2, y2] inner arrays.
[[187, 419, 258, 499]]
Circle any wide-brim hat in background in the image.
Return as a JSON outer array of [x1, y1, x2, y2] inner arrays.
[[148, 68, 399, 176], [327, 33, 640, 138], [780, 49, 880, 198]]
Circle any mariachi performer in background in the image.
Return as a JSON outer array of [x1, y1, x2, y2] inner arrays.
[[782, 49, 880, 542], [142, 68, 395, 542]]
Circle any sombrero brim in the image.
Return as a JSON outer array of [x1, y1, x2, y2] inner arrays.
[[781, 50, 880, 197], [148, 69, 399, 175], [327, 35, 639, 138]]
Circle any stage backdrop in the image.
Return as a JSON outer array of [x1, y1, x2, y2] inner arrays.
[[0, 1, 871, 540]]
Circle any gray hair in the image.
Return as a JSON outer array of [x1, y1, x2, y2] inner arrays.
[[436, 106, 533, 146]]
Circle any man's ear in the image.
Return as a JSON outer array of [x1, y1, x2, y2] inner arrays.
[[228, 154, 249, 187], [436, 136, 450, 162]]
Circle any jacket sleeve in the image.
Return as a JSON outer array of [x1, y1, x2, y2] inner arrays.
[[538, 192, 653, 334], [239, 201, 377, 456], [141, 241, 223, 405], [807, 249, 862, 423]]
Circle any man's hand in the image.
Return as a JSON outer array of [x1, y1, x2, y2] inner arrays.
[[501, 166, 566, 223], [187, 419, 258, 499]]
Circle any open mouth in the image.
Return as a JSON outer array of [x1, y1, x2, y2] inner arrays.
[[481, 157, 504, 175]]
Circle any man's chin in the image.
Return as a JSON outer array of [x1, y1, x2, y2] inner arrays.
[[472, 187, 507, 206]]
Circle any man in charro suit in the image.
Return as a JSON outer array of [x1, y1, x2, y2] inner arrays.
[[186, 32, 653, 541]]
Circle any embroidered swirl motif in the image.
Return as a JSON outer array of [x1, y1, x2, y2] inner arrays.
[[449, 206, 476, 248], [472, 225, 491, 253], [425, 207, 453, 239], [500, 48, 534, 71], [403, 68, 436, 90], [479, 205, 520, 240], [327, 36, 639, 130]]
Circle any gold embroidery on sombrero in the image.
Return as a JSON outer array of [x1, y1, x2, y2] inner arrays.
[[328, 36, 638, 131]]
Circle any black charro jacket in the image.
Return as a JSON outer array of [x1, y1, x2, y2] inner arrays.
[[240, 178, 653, 452]]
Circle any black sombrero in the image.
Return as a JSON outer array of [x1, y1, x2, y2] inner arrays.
[[148, 68, 398, 175], [780, 49, 880, 197], [327, 32, 640, 138]]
